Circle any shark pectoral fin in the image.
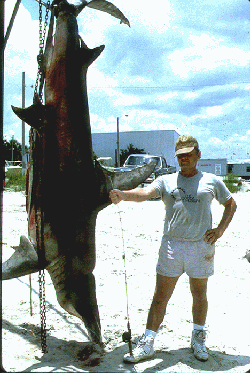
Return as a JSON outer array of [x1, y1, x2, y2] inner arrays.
[[2, 236, 39, 280], [11, 101, 46, 131], [105, 160, 157, 191]]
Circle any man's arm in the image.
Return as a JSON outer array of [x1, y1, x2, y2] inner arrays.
[[109, 184, 158, 204], [204, 197, 237, 245]]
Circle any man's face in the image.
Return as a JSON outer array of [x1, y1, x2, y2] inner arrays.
[[177, 149, 201, 170]]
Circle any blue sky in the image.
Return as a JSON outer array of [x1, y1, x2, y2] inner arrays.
[[3, 0, 250, 161]]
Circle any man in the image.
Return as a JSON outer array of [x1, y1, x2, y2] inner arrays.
[[109, 134, 237, 363]]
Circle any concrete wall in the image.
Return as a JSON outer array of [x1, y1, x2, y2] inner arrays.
[[92, 130, 180, 167]]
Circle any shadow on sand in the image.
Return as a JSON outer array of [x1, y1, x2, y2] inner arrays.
[[2, 322, 250, 372]]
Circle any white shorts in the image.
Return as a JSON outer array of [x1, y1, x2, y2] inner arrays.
[[156, 235, 215, 279]]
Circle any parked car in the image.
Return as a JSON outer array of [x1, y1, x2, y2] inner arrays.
[[114, 154, 176, 183]]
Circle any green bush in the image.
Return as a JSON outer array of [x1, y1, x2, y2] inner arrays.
[[5, 171, 26, 192], [223, 173, 242, 193]]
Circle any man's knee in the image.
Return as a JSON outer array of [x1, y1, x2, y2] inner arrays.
[[189, 277, 208, 300], [153, 275, 179, 303]]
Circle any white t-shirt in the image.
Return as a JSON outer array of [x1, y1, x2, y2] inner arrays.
[[151, 171, 232, 241]]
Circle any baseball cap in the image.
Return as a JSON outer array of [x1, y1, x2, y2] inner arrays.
[[175, 135, 199, 156]]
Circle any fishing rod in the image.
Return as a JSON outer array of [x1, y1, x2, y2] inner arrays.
[[114, 201, 133, 356]]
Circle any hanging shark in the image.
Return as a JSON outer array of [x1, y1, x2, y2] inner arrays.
[[2, 0, 156, 345]]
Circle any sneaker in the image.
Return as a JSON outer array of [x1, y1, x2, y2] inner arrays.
[[123, 335, 154, 363], [191, 330, 208, 361]]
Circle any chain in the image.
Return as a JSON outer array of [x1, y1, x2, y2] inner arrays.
[[39, 269, 47, 353], [33, 0, 51, 354], [34, 0, 50, 103], [35, 204, 47, 353]]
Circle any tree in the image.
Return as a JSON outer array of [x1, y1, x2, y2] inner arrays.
[[3, 138, 28, 162], [223, 173, 242, 193], [120, 143, 146, 165]]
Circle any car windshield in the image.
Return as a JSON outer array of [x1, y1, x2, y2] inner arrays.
[[125, 156, 161, 167]]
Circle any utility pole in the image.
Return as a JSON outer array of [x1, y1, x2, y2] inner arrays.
[[116, 117, 120, 167], [11, 135, 14, 162], [0, 2, 4, 371], [0, 0, 4, 184], [22, 72, 26, 175]]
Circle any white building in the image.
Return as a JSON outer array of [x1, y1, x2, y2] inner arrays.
[[227, 162, 250, 179], [197, 159, 227, 176], [92, 130, 180, 167], [197, 159, 250, 178]]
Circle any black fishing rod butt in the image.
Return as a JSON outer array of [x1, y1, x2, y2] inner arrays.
[[122, 330, 131, 343]]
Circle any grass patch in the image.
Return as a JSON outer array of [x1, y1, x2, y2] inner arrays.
[[5, 171, 26, 192], [223, 173, 242, 193]]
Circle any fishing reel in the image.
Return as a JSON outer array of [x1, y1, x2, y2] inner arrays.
[[122, 324, 133, 356], [122, 329, 131, 343]]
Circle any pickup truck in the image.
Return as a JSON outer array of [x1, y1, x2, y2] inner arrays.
[[114, 154, 176, 183]]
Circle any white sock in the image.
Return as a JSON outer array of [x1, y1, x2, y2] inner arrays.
[[193, 323, 205, 331], [144, 329, 157, 339]]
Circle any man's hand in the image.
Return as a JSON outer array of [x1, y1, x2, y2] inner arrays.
[[204, 228, 223, 245], [205, 197, 237, 245], [109, 185, 157, 204], [109, 189, 124, 204]]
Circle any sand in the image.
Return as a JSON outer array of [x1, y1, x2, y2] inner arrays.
[[2, 189, 250, 372]]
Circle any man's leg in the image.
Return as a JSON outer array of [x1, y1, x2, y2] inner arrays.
[[189, 277, 209, 361], [146, 274, 179, 331], [189, 277, 208, 326], [123, 274, 179, 363]]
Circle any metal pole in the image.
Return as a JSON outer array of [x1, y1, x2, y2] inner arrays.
[[0, 2, 5, 371], [22, 72, 26, 175], [29, 274, 33, 316], [117, 117, 120, 167], [0, 0, 4, 179], [11, 135, 14, 162], [3, 0, 21, 49]]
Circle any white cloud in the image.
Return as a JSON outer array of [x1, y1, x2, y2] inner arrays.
[[120, 109, 178, 133], [5, 1, 39, 80], [90, 113, 133, 132], [168, 31, 250, 78], [200, 130, 250, 160], [120, 0, 176, 32], [88, 67, 118, 88], [4, 0, 250, 162], [228, 133, 248, 143], [206, 106, 223, 117], [184, 92, 198, 99], [157, 92, 178, 101], [208, 137, 223, 145], [114, 92, 141, 106]]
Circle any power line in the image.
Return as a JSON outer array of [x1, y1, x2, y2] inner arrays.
[[89, 81, 250, 90]]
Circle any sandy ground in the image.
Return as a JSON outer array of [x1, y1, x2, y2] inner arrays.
[[1, 189, 250, 372]]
